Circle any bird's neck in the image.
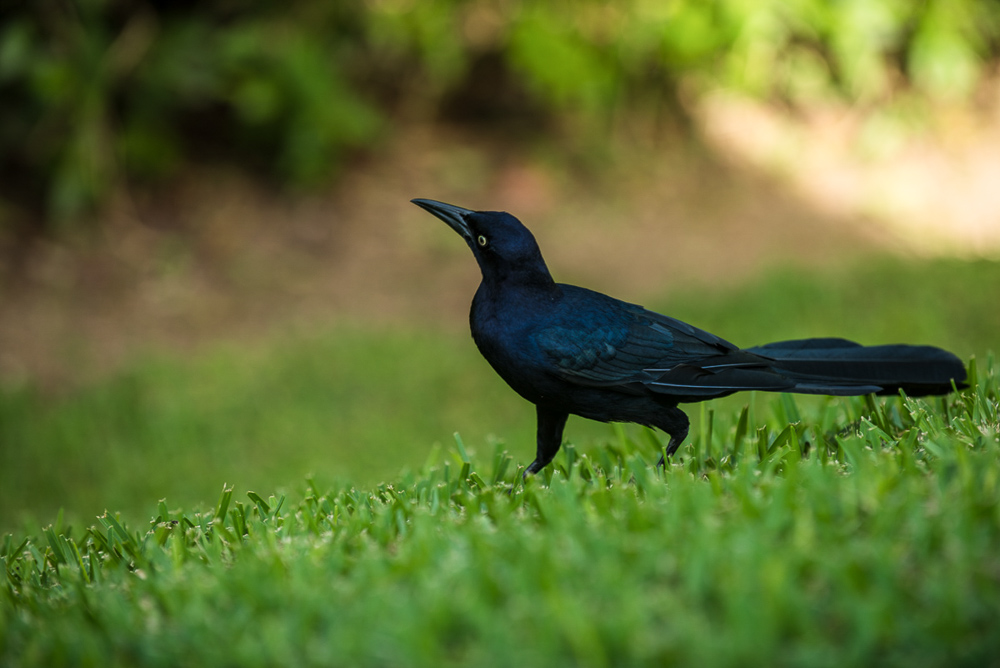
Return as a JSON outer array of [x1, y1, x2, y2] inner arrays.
[[478, 261, 557, 297]]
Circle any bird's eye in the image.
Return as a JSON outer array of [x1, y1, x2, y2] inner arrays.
[[477, 235, 488, 247]]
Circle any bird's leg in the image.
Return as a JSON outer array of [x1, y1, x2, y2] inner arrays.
[[655, 407, 690, 468], [525, 406, 569, 476]]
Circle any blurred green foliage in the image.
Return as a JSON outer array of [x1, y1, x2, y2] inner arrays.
[[1, 0, 998, 222], [2, 362, 999, 665], [1, 255, 996, 533]]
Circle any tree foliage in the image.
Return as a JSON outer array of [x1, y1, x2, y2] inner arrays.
[[1, 0, 998, 223]]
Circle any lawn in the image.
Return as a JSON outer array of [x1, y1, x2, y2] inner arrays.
[[2, 255, 999, 666]]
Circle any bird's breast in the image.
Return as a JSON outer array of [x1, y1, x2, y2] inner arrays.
[[469, 288, 558, 403]]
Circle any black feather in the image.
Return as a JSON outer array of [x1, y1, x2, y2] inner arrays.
[[413, 198, 968, 474]]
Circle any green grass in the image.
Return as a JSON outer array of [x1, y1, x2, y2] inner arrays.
[[1, 255, 999, 665], [3, 366, 999, 667], [1, 256, 998, 533], [0, 327, 547, 533]]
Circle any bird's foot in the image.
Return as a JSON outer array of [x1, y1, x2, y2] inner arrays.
[[524, 459, 545, 477], [656, 439, 684, 469]]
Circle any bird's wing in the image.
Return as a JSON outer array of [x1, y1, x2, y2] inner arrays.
[[533, 286, 743, 390]]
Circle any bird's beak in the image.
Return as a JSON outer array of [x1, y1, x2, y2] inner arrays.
[[411, 199, 474, 241]]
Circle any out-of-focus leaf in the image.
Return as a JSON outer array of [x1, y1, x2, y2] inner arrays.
[[508, 10, 617, 113], [909, 4, 982, 102]]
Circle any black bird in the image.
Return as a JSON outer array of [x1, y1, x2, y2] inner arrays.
[[412, 199, 967, 475]]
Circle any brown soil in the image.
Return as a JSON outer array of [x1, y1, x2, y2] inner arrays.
[[0, 124, 889, 388]]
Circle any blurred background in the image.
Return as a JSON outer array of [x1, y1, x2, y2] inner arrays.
[[1, 0, 999, 532]]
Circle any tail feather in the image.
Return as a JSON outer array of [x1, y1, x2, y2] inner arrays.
[[747, 338, 967, 397]]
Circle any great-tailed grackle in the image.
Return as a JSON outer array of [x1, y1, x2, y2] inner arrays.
[[412, 198, 967, 475]]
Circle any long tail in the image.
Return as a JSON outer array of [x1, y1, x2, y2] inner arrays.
[[746, 338, 967, 397]]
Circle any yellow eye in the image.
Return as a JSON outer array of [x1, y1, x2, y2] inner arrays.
[[477, 235, 488, 247]]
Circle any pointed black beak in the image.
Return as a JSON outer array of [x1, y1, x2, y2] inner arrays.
[[411, 199, 474, 241]]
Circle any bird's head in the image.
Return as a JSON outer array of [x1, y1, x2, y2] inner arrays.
[[412, 199, 553, 286]]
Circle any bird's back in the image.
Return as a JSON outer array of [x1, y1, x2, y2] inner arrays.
[[472, 282, 737, 395]]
